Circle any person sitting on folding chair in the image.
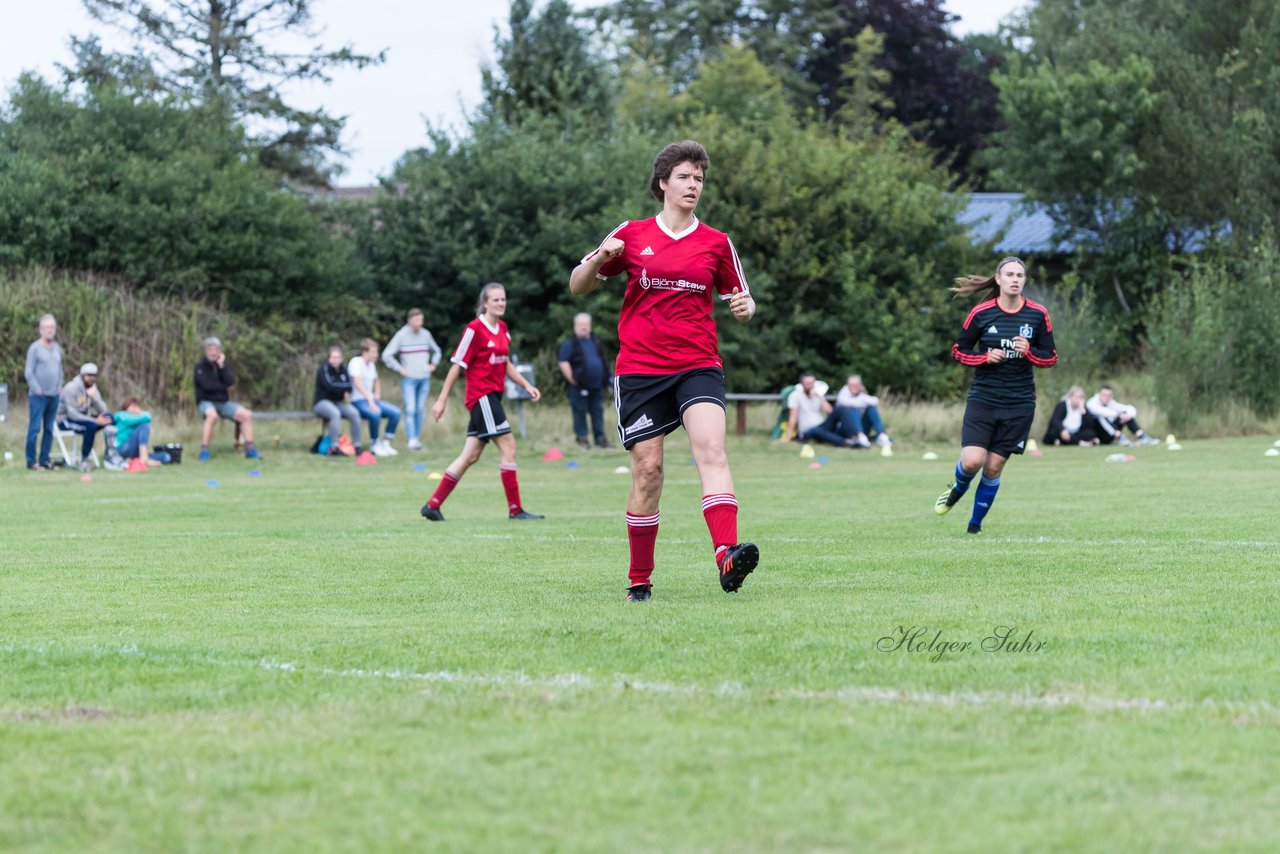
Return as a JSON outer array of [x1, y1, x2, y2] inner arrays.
[[56, 363, 122, 471]]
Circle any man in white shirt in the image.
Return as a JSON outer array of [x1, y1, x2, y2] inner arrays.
[[1086, 384, 1159, 446], [350, 338, 402, 456], [787, 373, 855, 447]]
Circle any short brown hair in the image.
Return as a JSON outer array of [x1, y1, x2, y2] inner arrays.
[[407, 307, 423, 320], [650, 140, 709, 203], [120, 397, 140, 409], [359, 337, 378, 353]]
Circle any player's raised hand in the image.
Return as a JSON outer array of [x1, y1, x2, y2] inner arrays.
[[599, 237, 624, 262], [729, 288, 755, 322], [430, 398, 447, 421]]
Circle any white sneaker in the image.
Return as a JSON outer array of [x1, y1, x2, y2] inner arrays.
[[406, 437, 423, 451], [856, 434, 872, 448], [1117, 435, 1135, 447], [371, 440, 391, 457], [381, 438, 399, 456], [876, 433, 893, 448]]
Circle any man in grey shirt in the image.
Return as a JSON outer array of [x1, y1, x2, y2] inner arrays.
[[382, 307, 442, 451], [58, 363, 119, 469], [24, 314, 63, 470]]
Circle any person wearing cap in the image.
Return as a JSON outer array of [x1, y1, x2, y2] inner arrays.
[[57, 363, 120, 470], [194, 336, 259, 461]]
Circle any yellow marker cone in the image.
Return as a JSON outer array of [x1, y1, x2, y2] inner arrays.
[[1266, 448, 1280, 457], [1164, 434, 1176, 445], [427, 471, 444, 480], [880, 444, 893, 457], [799, 444, 816, 459], [1026, 439, 1038, 452]]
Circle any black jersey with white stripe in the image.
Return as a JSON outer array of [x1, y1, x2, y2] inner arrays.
[[952, 297, 1057, 407]]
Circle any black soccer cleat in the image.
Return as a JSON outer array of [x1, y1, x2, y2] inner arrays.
[[717, 542, 759, 593], [420, 504, 445, 521], [935, 483, 964, 515], [967, 523, 982, 535], [509, 509, 545, 520], [626, 584, 652, 602]]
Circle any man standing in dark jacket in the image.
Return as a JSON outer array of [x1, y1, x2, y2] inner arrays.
[[557, 312, 611, 449], [195, 336, 259, 461]]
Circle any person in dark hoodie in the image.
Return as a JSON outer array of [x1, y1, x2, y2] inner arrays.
[[313, 345, 362, 455], [194, 336, 259, 461]]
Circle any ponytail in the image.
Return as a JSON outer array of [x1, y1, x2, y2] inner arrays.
[[950, 256, 1025, 300]]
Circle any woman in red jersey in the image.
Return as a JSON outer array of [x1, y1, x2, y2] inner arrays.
[[420, 282, 544, 522], [933, 257, 1057, 533], [570, 140, 759, 602]]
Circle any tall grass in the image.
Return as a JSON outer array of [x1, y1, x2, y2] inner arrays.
[[1, 268, 327, 413]]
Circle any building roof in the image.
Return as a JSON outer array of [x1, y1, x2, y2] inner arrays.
[[958, 192, 1076, 255]]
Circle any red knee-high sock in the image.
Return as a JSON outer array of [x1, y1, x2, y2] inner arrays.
[[701, 493, 738, 560], [500, 464, 521, 514], [428, 471, 460, 508], [626, 512, 659, 586]]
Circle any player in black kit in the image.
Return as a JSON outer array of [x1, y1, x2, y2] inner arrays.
[[934, 257, 1057, 533]]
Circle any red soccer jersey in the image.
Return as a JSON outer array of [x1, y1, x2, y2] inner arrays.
[[582, 216, 749, 376], [450, 317, 511, 409]]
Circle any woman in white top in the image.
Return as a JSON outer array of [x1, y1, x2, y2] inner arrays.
[[349, 338, 402, 456]]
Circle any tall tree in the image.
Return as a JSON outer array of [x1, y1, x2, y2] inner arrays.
[[481, 0, 613, 124], [67, 0, 384, 183], [594, 0, 1005, 183]]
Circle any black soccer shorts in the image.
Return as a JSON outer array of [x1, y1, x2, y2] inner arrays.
[[961, 400, 1036, 457], [614, 368, 726, 450], [466, 392, 513, 441]]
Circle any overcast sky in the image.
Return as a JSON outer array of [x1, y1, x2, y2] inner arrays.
[[0, 0, 1027, 186]]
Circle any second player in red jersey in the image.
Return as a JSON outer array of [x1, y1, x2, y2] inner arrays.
[[420, 283, 544, 522], [570, 140, 759, 602]]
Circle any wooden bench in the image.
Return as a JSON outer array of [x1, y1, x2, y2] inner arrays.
[[724, 392, 838, 436], [233, 410, 316, 448]]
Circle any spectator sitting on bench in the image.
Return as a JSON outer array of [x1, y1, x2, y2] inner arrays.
[[350, 338, 401, 457], [314, 345, 361, 456], [1086, 383, 1159, 446], [787, 372, 858, 448], [1043, 385, 1100, 446], [834, 374, 893, 449], [57, 362, 121, 470], [114, 398, 169, 466], [195, 336, 259, 461]]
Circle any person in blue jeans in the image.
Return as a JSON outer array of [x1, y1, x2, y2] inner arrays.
[[382, 308, 442, 452], [113, 398, 170, 465], [787, 373, 858, 448], [557, 312, 611, 449], [24, 314, 63, 470], [834, 374, 894, 448], [349, 338, 402, 456]]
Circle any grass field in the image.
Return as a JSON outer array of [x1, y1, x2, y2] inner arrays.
[[3, 424, 1280, 851]]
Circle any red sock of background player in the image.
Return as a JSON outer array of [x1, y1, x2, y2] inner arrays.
[[701, 493, 738, 561], [626, 512, 659, 586], [427, 470, 460, 509], [500, 464, 521, 514]]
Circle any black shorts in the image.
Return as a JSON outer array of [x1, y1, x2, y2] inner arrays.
[[466, 392, 512, 441], [614, 368, 726, 450], [961, 400, 1035, 456]]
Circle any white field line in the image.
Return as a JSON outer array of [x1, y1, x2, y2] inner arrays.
[[5, 643, 1277, 721]]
